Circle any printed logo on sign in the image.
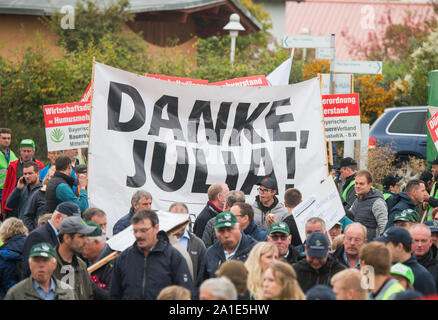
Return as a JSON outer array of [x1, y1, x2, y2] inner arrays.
[[50, 128, 65, 143]]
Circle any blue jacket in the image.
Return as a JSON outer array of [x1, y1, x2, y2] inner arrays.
[[197, 231, 258, 286], [402, 255, 437, 296], [0, 234, 26, 298], [244, 221, 267, 241], [113, 207, 135, 236], [385, 192, 417, 230], [109, 231, 193, 300]]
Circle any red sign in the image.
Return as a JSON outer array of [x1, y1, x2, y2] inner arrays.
[[321, 93, 360, 118], [44, 101, 90, 128], [145, 74, 209, 85], [80, 81, 92, 102], [428, 111, 438, 143], [210, 75, 268, 87]]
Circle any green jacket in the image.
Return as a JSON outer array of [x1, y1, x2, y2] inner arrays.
[[0, 149, 17, 189], [4, 276, 76, 300]]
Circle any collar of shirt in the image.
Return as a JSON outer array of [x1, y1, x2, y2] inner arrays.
[[33, 277, 56, 300], [284, 249, 290, 259], [47, 220, 59, 241], [343, 251, 361, 269], [178, 229, 190, 251]]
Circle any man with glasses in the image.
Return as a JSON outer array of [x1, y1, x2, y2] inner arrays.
[[251, 177, 288, 231], [333, 223, 367, 269], [230, 202, 267, 241], [267, 222, 304, 265]]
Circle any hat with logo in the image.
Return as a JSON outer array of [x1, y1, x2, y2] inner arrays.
[[382, 174, 402, 189], [424, 220, 438, 233], [394, 209, 420, 223], [59, 216, 97, 235], [86, 221, 103, 237], [29, 242, 56, 259], [306, 285, 336, 300], [20, 139, 35, 149], [215, 211, 238, 229], [257, 177, 278, 191], [55, 201, 81, 217], [268, 222, 290, 235], [305, 232, 329, 258], [390, 263, 415, 286], [339, 157, 357, 168], [375, 226, 412, 244]]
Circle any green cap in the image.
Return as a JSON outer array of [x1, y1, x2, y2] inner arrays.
[[394, 209, 420, 223], [391, 263, 415, 286], [29, 242, 56, 259], [20, 139, 35, 149], [215, 211, 238, 229], [86, 221, 103, 237], [268, 222, 290, 235]]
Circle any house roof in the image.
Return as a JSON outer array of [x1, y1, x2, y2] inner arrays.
[[285, 0, 436, 60]]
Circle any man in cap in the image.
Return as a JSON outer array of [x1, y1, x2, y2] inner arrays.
[[390, 263, 415, 290], [267, 221, 303, 265], [333, 222, 367, 269], [359, 241, 405, 300], [393, 209, 420, 230], [197, 211, 257, 286], [338, 157, 358, 209], [424, 220, 438, 247], [4, 242, 76, 300], [21, 201, 81, 278], [53, 215, 96, 300], [110, 209, 193, 300], [376, 226, 437, 295], [251, 176, 288, 231], [382, 174, 402, 202], [45, 154, 88, 214], [0, 128, 17, 204], [410, 223, 438, 290], [1, 139, 44, 219], [292, 232, 346, 293]]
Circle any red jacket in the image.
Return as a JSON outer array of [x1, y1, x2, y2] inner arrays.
[[1, 159, 44, 219]]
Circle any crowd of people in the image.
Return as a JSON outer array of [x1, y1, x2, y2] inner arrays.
[[1, 126, 438, 300]]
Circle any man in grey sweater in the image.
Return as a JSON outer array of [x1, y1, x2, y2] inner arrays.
[[346, 170, 388, 242]]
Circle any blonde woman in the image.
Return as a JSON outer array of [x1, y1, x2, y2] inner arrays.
[[245, 241, 279, 300], [0, 218, 28, 298], [262, 261, 306, 300]]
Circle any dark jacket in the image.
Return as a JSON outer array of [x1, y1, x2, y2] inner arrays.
[[6, 183, 42, 220], [21, 221, 59, 279], [109, 231, 193, 300], [4, 276, 76, 300], [91, 244, 114, 289], [332, 244, 361, 269], [385, 192, 417, 230], [0, 234, 26, 298], [283, 245, 305, 265], [113, 207, 135, 236], [416, 246, 438, 293], [342, 174, 356, 209], [193, 201, 222, 238], [283, 214, 303, 246], [402, 254, 437, 296], [292, 255, 347, 293], [45, 171, 76, 213], [197, 231, 258, 286], [244, 221, 267, 242], [22, 188, 47, 232], [186, 231, 206, 285]]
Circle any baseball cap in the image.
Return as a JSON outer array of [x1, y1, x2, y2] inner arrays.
[[20, 139, 35, 149], [86, 221, 103, 237], [424, 220, 438, 233], [375, 226, 412, 244], [339, 157, 357, 168], [30, 242, 56, 259], [268, 222, 290, 235], [391, 263, 415, 286], [59, 216, 97, 235], [55, 201, 81, 217], [306, 285, 336, 300], [305, 232, 329, 258], [215, 211, 238, 229], [382, 174, 402, 189], [394, 209, 420, 223], [257, 177, 278, 191]]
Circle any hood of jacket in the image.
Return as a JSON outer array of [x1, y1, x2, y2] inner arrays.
[[0, 234, 26, 261]]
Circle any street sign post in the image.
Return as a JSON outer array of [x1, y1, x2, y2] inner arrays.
[[333, 60, 382, 74], [283, 35, 332, 48], [316, 47, 335, 60]]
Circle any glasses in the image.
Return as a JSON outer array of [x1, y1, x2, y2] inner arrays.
[[270, 234, 288, 241], [134, 226, 153, 234], [344, 236, 363, 244], [257, 187, 272, 193]]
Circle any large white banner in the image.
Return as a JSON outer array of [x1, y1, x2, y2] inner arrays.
[[89, 62, 327, 235]]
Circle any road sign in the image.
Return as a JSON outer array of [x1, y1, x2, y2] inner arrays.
[[283, 35, 332, 48], [316, 47, 335, 60], [333, 60, 382, 74], [320, 74, 353, 95]]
